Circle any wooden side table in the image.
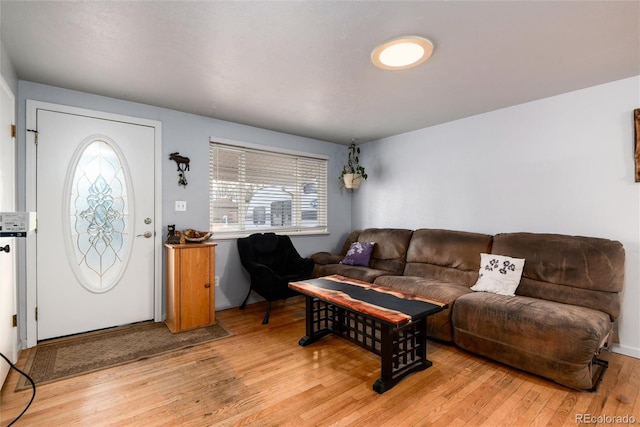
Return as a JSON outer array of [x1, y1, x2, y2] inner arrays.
[[165, 242, 217, 332]]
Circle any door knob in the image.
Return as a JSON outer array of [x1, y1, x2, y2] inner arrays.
[[136, 232, 153, 238], [0, 245, 9, 253]]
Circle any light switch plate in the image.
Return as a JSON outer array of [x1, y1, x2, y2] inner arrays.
[[175, 201, 187, 211]]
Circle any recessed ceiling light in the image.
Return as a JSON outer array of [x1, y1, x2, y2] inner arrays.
[[371, 36, 434, 70]]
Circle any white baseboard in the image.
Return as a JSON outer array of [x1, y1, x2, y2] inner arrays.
[[611, 343, 640, 359]]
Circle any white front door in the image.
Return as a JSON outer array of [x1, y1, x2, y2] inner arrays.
[[34, 106, 160, 340], [0, 77, 17, 385]]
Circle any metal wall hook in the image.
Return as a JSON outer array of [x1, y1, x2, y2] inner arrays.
[[0, 244, 10, 253]]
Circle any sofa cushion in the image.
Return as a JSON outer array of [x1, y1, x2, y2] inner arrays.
[[340, 230, 362, 255], [340, 242, 375, 267], [356, 228, 413, 275], [374, 275, 472, 342], [452, 292, 612, 390], [471, 253, 525, 296], [492, 233, 624, 320], [403, 229, 493, 286]]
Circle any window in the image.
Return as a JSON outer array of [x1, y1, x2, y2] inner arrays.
[[66, 138, 131, 293], [209, 139, 328, 238]]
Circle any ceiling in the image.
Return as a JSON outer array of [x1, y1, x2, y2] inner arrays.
[[1, 1, 639, 145]]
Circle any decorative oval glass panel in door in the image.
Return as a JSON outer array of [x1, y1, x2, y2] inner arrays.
[[63, 136, 134, 293]]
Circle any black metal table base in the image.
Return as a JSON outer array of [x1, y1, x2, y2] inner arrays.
[[298, 296, 431, 394]]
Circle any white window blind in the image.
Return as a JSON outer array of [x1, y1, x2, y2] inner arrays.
[[209, 141, 328, 237]]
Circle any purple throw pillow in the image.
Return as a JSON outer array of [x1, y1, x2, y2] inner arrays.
[[340, 242, 375, 267]]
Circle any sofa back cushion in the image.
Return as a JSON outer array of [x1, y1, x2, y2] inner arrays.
[[403, 229, 493, 286], [340, 230, 362, 255], [357, 228, 413, 275], [492, 232, 624, 320]]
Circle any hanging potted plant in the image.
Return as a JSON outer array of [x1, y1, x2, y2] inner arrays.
[[339, 140, 368, 189]]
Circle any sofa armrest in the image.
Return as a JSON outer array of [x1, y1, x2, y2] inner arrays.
[[311, 252, 344, 265]]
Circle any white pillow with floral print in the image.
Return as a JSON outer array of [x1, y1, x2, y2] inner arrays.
[[471, 253, 525, 296]]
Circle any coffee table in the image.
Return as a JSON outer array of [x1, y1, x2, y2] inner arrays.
[[289, 274, 447, 394]]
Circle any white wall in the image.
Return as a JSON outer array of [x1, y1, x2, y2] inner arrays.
[[354, 76, 640, 358], [15, 81, 353, 346]]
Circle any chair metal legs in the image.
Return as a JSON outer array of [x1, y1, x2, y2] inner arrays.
[[240, 288, 251, 309], [240, 289, 271, 325], [262, 301, 272, 324]]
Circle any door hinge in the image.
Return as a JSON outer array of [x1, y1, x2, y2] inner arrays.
[[35, 307, 38, 321], [10, 124, 16, 138], [27, 128, 38, 144], [12, 314, 17, 327]]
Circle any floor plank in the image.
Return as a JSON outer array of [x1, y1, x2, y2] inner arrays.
[[2, 297, 639, 426]]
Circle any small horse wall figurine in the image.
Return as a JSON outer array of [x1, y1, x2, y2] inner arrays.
[[169, 152, 190, 186]]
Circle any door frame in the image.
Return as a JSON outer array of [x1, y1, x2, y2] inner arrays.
[[25, 100, 163, 348], [0, 75, 17, 384]]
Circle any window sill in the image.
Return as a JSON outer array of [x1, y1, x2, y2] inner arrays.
[[211, 230, 330, 241]]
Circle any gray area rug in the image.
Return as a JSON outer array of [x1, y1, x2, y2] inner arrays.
[[16, 321, 233, 391]]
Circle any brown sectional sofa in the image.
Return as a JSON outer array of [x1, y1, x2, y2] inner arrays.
[[311, 228, 625, 390]]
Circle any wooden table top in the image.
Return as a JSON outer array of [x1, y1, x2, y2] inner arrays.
[[289, 274, 447, 327]]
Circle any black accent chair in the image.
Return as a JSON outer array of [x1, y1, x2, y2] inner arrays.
[[237, 233, 315, 324]]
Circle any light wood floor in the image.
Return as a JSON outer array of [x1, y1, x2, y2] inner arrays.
[[2, 297, 639, 426]]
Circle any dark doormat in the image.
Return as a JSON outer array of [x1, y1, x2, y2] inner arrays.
[[16, 321, 233, 391]]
